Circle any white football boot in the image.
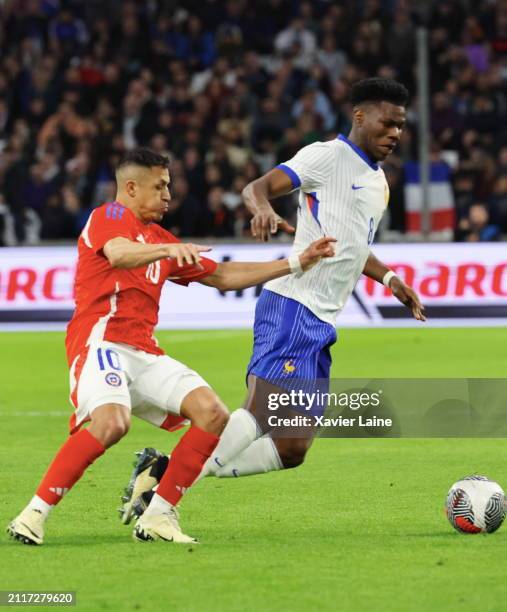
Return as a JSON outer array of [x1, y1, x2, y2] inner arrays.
[[133, 507, 198, 544], [7, 508, 45, 545]]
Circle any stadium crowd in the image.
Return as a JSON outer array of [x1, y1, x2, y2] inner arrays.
[[0, 0, 506, 245]]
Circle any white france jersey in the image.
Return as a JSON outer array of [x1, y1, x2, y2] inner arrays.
[[265, 134, 390, 326]]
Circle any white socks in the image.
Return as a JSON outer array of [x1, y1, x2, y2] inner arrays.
[[213, 436, 283, 478], [195, 408, 261, 482], [143, 492, 173, 517], [27, 495, 53, 519]]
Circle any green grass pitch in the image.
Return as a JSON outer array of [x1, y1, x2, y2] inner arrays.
[[1, 327, 507, 611]]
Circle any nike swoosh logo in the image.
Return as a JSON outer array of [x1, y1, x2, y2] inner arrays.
[[352, 185, 364, 190]]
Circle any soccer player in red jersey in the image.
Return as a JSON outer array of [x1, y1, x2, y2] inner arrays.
[[7, 148, 335, 545]]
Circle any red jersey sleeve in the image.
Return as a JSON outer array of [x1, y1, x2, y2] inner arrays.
[[167, 257, 218, 286], [154, 225, 218, 286], [85, 203, 136, 255]]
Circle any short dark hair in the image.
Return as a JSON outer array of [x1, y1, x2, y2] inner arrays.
[[350, 78, 409, 107], [116, 148, 170, 172]]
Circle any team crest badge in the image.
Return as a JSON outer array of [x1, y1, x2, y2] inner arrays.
[[283, 360, 296, 375], [105, 372, 122, 387]]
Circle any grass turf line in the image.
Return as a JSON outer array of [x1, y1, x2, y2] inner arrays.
[[0, 328, 506, 611]]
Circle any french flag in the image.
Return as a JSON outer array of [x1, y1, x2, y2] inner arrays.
[[404, 161, 455, 234]]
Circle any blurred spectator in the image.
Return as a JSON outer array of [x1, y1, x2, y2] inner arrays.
[[383, 156, 406, 232], [161, 176, 202, 237], [490, 175, 507, 231], [179, 16, 216, 70], [0, 192, 16, 246], [207, 186, 234, 237], [275, 18, 317, 69], [224, 175, 247, 211], [387, 9, 415, 79], [23, 154, 61, 213], [277, 127, 303, 164], [292, 86, 334, 131], [453, 173, 476, 222], [48, 9, 89, 57], [457, 202, 501, 242], [431, 92, 464, 149], [317, 35, 348, 83], [40, 187, 80, 240]]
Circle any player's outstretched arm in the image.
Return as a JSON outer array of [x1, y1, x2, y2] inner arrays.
[[103, 237, 210, 269], [363, 251, 426, 321], [242, 168, 296, 242], [200, 237, 336, 291]]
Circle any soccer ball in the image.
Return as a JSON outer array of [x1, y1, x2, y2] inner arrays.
[[445, 475, 506, 534]]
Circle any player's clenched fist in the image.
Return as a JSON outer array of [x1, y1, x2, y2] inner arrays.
[[165, 243, 211, 267], [298, 236, 337, 272]]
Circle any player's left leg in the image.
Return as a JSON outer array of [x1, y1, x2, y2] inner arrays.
[[124, 409, 314, 525], [199, 435, 311, 478], [133, 385, 228, 543], [127, 354, 261, 542], [204, 374, 317, 477], [119, 405, 264, 524], [209, 288, 334, 478], [121, 432, 315, 522], [122, 369, 283, 520], [186, 308, 333, 479], [131, 361, 264, 486]]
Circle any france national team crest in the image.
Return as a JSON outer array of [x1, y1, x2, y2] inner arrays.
[[105, 372, 122, 387], [283, 360, 296, 375]]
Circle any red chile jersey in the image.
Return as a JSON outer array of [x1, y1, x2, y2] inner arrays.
[[65, 202, 217, 366]]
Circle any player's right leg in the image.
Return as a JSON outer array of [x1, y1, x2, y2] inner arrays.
[[7, 402, 129, 545], [7, 342, 133, 545]]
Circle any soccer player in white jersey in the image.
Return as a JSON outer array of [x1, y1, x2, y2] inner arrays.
[[119, 78, 426, 523]]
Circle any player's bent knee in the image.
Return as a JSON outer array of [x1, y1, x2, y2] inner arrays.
[[103, 418, 130, 446], [192, 400, 229, 434], [275, 439, 310, 469], [206, 401, 229, 431], [279, 449, 306, 469], [88, 403, 131, 448], [181, 388, 229, 435]]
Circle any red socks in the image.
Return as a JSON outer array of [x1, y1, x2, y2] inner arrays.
[[156, 426, 219, 506], [36, 429, 105, 505], [35, 425, 217, 508]]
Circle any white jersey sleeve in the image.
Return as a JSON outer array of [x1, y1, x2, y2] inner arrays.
[[276, 142, 335, 192]]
